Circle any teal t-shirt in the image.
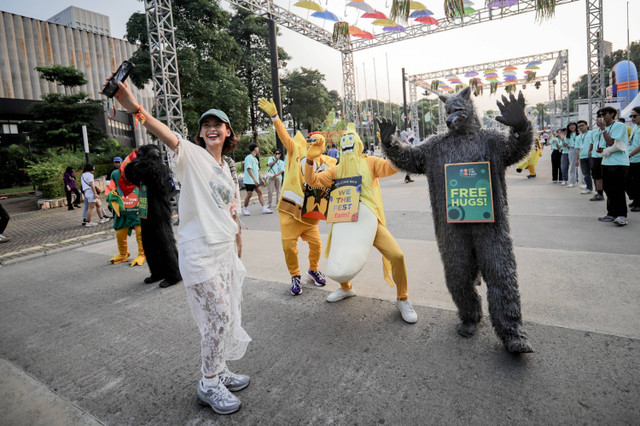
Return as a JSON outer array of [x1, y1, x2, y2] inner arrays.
[[577, 132, 591, 159], [267, 157, 285, 181], [629, 126, 640, 163], [562, 133, 576, 153], [598, 121, 629, 166], [243, 154, 260, 185], [550, 137, 561, 150]]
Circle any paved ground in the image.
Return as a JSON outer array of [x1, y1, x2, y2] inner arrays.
[[1, 149, 639, 425], [0, 196, 114, 264]]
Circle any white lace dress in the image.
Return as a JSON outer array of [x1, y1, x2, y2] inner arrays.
[[168, 135, 251, 376]]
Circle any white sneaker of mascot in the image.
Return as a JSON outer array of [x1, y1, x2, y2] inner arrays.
[[325, 202, 378, 283]]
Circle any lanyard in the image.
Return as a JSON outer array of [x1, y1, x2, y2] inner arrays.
[[598, 122, 616, 149]]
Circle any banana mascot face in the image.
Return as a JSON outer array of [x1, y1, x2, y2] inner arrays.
[[340, 123, 363, 156]]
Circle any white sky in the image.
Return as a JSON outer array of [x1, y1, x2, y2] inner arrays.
[[2, 0, 638, 114]]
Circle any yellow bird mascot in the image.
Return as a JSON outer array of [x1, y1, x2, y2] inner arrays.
[[303, 123, 418, 324]]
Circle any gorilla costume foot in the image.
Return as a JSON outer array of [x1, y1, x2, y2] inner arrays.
[[504, 337, 534, 354], [456, 321, 477, 337], [144, 275, 163, 284]]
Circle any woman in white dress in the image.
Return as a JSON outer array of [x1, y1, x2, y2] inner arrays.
[[114, 81, 251, 415]]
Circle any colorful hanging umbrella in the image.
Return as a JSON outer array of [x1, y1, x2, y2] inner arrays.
[[362, 10, 388, 19], [294, 1, 324, 13], [383, 25, 406, 31], [372, 18, 397, 26], [445, 74, 458, 80], [502, 71, 517, 76], [346, 1, 376, 13], [415, 16, 439, 25], [465, 71, 478, 77], [487, 0, 518, 8], [524, 69, 533, 74], [352, 30, 375, 39], [409, 1, 428, 9], [409, 9, 434, 18], [526, 61, 542, 67], [484, 68, 497, 74], [348, 25, 364, 35], [311, 10, 340, 21], [503, 66, 518, 71], [526, 65, 540, 70], [484, 73, 499, 78]]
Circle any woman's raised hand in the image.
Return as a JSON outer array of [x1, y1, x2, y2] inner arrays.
[[113, 81, 139, 114]]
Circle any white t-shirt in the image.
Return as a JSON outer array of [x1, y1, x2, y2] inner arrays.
[[168, 133, 240, 245], [80, 172, 94, 192]]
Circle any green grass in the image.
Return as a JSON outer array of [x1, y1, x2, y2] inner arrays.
[[0, 185, 36, 196]]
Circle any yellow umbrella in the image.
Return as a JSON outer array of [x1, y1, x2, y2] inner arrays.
[[372, 18, 397, 26], [294, 0, 324, 13], [484, 68, 497, 74], [410, 1, 428, 9]]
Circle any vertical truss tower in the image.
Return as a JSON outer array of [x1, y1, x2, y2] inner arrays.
[[585, 0, 605, 125], [144, 0, 185, 135]]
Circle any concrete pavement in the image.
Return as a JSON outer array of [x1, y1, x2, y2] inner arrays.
[[1, 148, 639, 424]]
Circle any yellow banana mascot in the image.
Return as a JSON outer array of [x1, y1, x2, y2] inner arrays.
[[303, 123, 418, 324], [258, 98, 336, 296]]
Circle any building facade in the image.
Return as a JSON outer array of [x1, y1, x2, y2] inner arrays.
[[47, 6, 111, 36], [0, 10, 153, 148]]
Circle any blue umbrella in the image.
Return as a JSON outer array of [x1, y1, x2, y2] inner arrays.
[[311, 10, 340, 22], [409, 9, 433, 18]]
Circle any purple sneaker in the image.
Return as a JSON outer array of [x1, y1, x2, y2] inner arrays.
[[307, 270, 326, 286], [290, 275, 302, 295]]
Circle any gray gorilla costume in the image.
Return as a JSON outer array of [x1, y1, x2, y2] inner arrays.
[[379, 88, 534, 353]]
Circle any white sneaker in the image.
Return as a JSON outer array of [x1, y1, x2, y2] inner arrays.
[[84, 222, 98, 227], [262, 206, 273, 214], [196, 379, 241, 415], [580, 189, 592, 194], [326, 288, 356, 303], [396, 300, 418, 324], [567, 184, 575, 188], [242, 207, 250, 216], [561, 181, 567, 186], [99, 217, 109, 224], [580, 184, 587, 189], [613, 216, 628, 226]]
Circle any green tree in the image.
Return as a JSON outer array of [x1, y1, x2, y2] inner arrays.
[[229, 7, 291, 143], [533, 103, 548, 128], [282, 68, 334, 133], [125, 0, 250, 138], [25, 65, 103, 151]]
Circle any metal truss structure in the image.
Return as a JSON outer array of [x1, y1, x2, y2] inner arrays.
[[408, 50, 568, 130], [585, 0, 605, 125], [144, 0, 185, 135], [143, 0, 603, 130], [350, 0, 580, 52]]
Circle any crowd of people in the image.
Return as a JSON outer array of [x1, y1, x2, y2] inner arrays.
[[544, 106, 640, 226], [1, 76, 637, 416]]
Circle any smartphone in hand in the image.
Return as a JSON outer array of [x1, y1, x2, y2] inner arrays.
[[102, 60, 135, 98]]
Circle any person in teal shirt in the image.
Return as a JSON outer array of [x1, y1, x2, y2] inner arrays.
[[626, 106, 640, 212], [564, 122, 579, 187], [595, 107, 629, 226], [242, 143, 273, 216], [265, 150, 285, 208], [576, 120, 593, 194], [550, 130, 563, 183]]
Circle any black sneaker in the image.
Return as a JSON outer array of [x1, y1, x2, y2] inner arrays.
[[590, 194, 604, 201]]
